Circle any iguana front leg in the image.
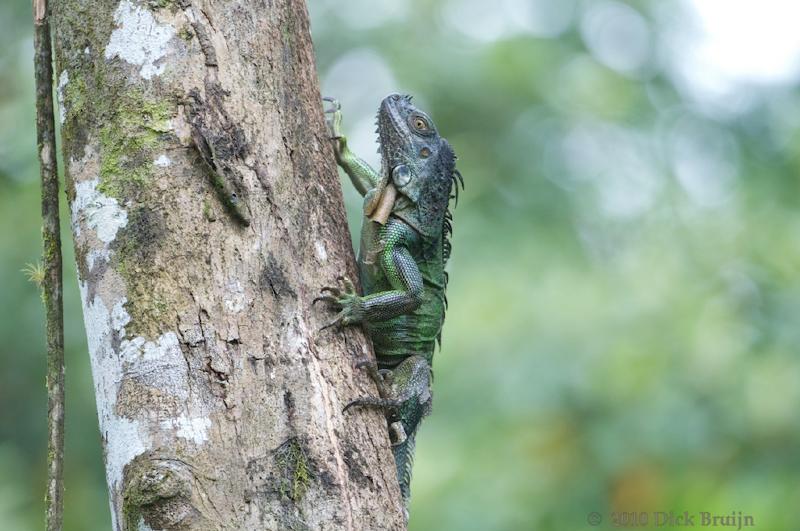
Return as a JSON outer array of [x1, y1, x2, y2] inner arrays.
[[314, 219, 423, 329], [324, 97, 380, 196]]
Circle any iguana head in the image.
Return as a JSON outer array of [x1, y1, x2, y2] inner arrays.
[[376, 93, 457, 240]]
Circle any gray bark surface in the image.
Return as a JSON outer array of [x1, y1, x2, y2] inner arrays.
[[51, 0, 405, 529]]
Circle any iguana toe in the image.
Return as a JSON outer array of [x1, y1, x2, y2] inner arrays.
[[315, 276, 363, 329], [322, 97, 344, 140], [343, 396, 402, 413]]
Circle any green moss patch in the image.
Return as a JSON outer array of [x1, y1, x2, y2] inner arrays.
[[98, 91, 173, 198], [275, 437, 313, 502]]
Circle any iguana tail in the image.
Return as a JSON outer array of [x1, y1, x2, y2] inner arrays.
[[389, 355, 432, 505], [393, 430, 417, 506]]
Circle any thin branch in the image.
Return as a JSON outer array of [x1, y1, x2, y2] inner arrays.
[[33, 0, 65, 529]]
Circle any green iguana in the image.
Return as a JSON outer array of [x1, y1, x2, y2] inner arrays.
[[315, 94, 462, 511]]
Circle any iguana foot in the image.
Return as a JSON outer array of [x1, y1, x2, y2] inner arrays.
[[343, 355, 432, 423], [354, 358, 393, 397], [343, 396, 403, 413], [322, 97, 344, 140], [313, 276, 364, 330], [343, 360, 402, 412]]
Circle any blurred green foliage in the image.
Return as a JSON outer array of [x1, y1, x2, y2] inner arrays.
[[2, 0, 799, 529]]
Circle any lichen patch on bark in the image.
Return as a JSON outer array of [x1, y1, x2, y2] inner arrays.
[[223, 279, 247, 314], [104, 0, 175, 80], [72, 178, 129, 243], [170, 416, 212, 445], [118, 331, 190, 400], [314, 241, 328, 262], [87, 248, 111, 270], [78, 286, 150, 531], [57, 70, 69, 124]]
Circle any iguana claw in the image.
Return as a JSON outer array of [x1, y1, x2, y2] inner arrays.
[[342, 396, 402, 413], [319, 286, 342, 296], [352, 358, 393, 400], [315, 276, 363, 330]]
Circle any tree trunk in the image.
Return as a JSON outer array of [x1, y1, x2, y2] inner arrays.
[[51, 0, 405, 529], [33, 1, 65, 529]]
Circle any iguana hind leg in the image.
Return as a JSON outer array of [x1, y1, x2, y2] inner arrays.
[[344, 356, 431, 417], [344, 355, 432, 506]]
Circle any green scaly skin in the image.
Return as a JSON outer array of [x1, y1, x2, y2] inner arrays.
[[316, 94, 462, 511]]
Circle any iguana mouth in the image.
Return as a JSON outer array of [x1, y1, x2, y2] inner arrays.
[[377, 93, 413, 168], [369, 93, 415, 224]]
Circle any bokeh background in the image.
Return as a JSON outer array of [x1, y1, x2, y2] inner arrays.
[[2, 0, 799, 529]]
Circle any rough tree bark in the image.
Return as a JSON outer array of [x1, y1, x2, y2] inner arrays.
[[33, 0, 65, 529], [51, 0, 405, 529]]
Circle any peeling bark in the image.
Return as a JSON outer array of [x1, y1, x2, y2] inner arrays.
[[51, 0, 406, 529]]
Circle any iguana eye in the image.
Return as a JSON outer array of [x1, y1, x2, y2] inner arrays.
[[413, 118, 428, 131], [392, 164, 412, 187]]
